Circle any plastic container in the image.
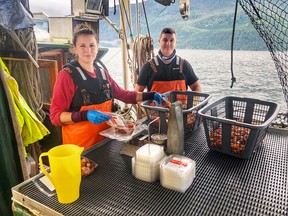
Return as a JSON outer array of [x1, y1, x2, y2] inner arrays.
[[135, 144, 165, 165], [160, 155, 196, 193], [141, 91, 211, 136], [132, 157, 160, 182], [198, 96, 280, 159], [132, 144, 165, 182], [106, 113, 140, 135], [81, 157, 98, 177], [151, 133, 167, 145]]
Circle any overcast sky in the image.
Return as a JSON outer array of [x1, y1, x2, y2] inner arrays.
[[29, 0, 127, 17], [29, 0, 71, 16]]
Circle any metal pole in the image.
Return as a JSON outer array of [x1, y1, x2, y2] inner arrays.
[[135, 0, 141, 85], [119, 0, 130, 90]]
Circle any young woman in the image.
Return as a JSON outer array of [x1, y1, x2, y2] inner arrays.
[[50, 23, 164, 149]]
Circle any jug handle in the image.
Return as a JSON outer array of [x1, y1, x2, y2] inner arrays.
[[79, 147, 84, 154], [39, 152, 53, 184]]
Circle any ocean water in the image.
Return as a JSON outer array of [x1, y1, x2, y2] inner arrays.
[[101, 48, 287, 112]]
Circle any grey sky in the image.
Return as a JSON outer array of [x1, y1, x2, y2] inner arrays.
[[29, 0, 72, 17], [29, 0, 138, 17]]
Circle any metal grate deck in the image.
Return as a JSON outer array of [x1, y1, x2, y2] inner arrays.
[[15, 126, 288, 215]]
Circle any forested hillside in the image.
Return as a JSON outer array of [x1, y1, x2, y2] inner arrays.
[[98, 0, 267, 50]]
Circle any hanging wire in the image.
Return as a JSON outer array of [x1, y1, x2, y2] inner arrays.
[[141, 0, 151, 38], [118, 0, 134, 76], [135, 0, 141, 82], [230, 0, 238, 88], [120, 0, 134, 42], [155, 6, 169, 19], [131, 0, 155, 83], [114, 0, 116, 15]]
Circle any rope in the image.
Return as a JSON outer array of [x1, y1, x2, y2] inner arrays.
[[230, 0, 238, 88], [6, 30, 39, 68], [248, 0, 262, 20], [131, 0, 155, 85], [5, 28, 45, 121], [131, 0, 155, 119], [132, 35, 154, 85], [131, 35, 154, 120]]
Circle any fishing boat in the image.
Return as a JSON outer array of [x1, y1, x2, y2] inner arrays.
[[0, 0, 287, 215]]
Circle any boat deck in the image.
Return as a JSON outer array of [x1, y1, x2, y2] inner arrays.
[[12, 126, 288, 215]]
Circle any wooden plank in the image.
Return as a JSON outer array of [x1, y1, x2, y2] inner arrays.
[[39, 49, 65, 71], [38, 59, 58, 106]]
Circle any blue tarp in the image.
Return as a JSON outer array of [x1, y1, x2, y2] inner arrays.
[[0, 0, 35, 30]]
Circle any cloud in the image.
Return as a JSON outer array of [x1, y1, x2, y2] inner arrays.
[[29, 0, 142, 17], [29, 0, 71, 17]]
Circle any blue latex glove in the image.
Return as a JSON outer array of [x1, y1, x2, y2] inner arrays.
[[87, 110, 110, 124], [153, 92, 168, 105]]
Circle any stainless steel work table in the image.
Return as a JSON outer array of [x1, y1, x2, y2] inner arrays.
[[12, 126, 288, 215]]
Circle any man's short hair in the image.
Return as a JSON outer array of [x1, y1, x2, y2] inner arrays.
[[161, 27, 176, 34]]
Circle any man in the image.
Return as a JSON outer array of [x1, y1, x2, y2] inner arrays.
[[135, 27, 202, 93]]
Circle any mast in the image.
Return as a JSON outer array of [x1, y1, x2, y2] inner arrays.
[[119, 0, 132, 90], [135, 0, 141, 84]]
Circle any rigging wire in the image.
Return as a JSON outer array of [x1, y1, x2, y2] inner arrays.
[[131, 0, 155, 85], [132, 0, 156, 119], [118, 0, 134, 73], [155, 6, 169, 18], [230, 0, 238, 88], [117, 0, 139, 119], [120, 0, 134, 42], [141, 0, 151, 38]]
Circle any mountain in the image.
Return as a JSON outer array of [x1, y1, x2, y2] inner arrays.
[[98, 0, 267, 50]]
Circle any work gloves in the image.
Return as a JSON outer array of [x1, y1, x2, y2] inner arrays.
[[87, 110, 110, 124], [142, 92, 168, 105], [71, 110, 110, 124], [71, 91, 167, 124], [153, 92, 169, 105]]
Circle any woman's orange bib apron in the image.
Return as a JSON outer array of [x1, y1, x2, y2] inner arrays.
[[62, 100, 112, 149]]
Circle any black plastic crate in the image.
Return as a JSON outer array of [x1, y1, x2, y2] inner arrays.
[[141, 91, 211, 136], [198, 96, 280, 159]]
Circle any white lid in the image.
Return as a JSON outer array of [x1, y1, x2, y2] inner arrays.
[[136, 144, 165, 164], [160, 155, 196, 193], [160, 155, 195, 175]]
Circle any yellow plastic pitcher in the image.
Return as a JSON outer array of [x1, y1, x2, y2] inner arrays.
[[39, 144, 84, 204]]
